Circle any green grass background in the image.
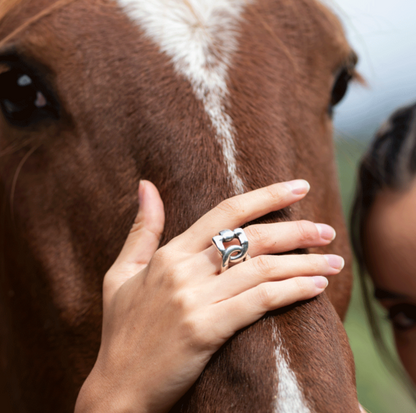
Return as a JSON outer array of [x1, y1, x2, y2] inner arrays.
[[335, 137, 416, 413]]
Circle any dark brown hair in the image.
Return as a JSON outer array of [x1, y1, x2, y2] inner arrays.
[[350, 102, 416, 399]]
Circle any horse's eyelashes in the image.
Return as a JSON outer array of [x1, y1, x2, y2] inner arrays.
[[328, 67, 353, 115], [0, 65, 59, 127]]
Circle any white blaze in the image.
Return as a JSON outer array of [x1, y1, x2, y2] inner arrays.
[[117, 0, 247, 194], [272, 323, 312, 413]]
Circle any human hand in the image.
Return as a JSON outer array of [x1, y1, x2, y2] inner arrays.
[[75, 180, 344, 413]]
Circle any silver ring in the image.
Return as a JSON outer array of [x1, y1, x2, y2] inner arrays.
[[212, 228, 249, 273]]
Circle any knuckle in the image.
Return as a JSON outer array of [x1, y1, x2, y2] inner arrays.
[[217, 197, 243, 218], [172, 290, 188, 311], [246, 225, 264, 247], [150, 248, 187, 288], [264, 185, 285, 203], [164, 263, 187, 290], [170, 260, 189, 278], [181, 314, 208, 349], [181, 315, 198, 338], [296, 220, 317, 243], [129, 220, 146, 236], [151, 247, 171, 267], [294, 277, 311, 296], [254, 284, 272, 308], [172, 283, 200, 312], [153, 248, 186, 274], [253, 255, 273, 277], [308, 255, 326, 273]]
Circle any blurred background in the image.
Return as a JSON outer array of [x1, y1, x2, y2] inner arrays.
[[326, 0, 416, 411]]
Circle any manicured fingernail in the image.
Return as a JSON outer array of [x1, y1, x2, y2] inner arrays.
[[313, 276, 328, 289], [315, 224, 336, 241], [285, 179, 310, 195], [325, 254, 345, 270]]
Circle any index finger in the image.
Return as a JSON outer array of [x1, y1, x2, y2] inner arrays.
[[175, 180, 310, 253]]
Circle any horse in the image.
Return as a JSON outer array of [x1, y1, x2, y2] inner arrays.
[[0, 0, 359, 411]]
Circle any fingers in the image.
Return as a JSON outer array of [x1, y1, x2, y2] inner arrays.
[[211, 253, 344, 301], [175, 180, 310, 253], [201, 219, 337, 275], [106, 181, 165, 295], [243, 220, 336, 257], [176, 215, 339, 283], [211, 275, 329, 337]]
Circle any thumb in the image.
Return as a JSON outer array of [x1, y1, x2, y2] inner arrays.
[[106, 180, 165, 291]]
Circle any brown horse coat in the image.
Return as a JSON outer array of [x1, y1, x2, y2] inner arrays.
[[0, 0, 358, 411]]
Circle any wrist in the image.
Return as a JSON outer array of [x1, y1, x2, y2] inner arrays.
[[74, 365, 147, 413]]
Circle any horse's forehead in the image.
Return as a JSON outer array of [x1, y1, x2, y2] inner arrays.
[[114, 0, 348, 61], [116, 0, 246, 89], [109, 0, 349, 195], [117, 0, 246, 55]]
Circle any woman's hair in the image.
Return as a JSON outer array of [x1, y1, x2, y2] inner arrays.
[[350, 102, 416, 399]]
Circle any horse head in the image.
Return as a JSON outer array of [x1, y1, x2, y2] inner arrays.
[[0, 0, 358, 411]]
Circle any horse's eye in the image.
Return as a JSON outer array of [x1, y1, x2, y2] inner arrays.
[[388, 304, 416, 331], [0, 67, 59, 127], [328, 67, 353, 116]]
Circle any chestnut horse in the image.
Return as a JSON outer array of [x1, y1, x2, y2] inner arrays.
[[0, 0, 359, 411]]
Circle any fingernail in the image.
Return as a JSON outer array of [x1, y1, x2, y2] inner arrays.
[[315, 224, 336, 241], [285, 179, 310, 195], [325, 254, 345, 270], [313, 276, 328, 289]]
